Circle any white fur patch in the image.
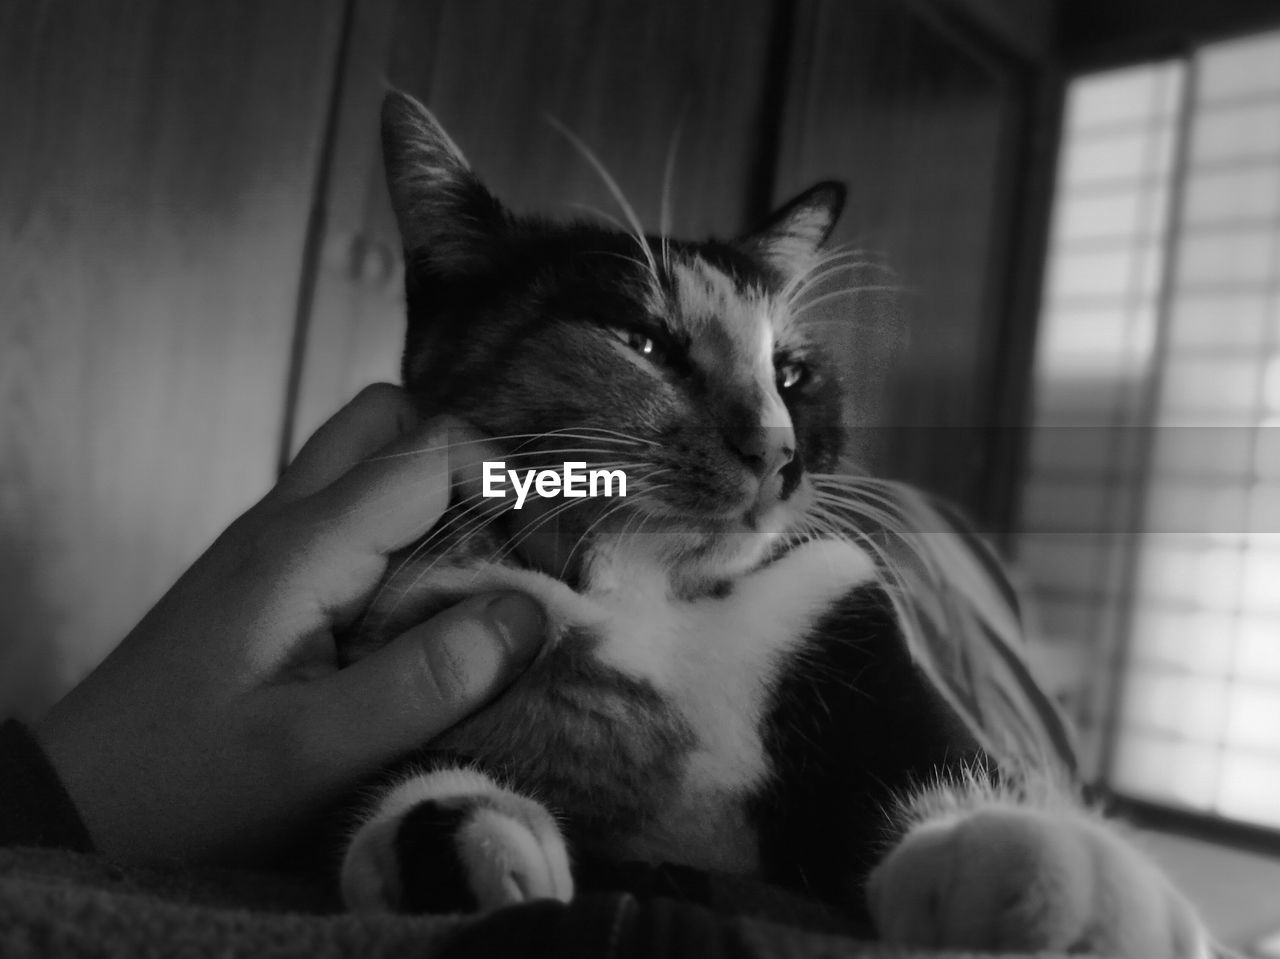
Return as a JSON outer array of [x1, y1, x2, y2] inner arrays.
[[587, 537, 879, 871], [672, 260, 738, 332], [457, 808, 573, 907], [341, 768, 503, 911], [341, 766, 573, 913], [871, 783, 1214, 957]]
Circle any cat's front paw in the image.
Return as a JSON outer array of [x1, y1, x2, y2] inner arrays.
[[342, 768, 573, 914], [867, 806, 1210, 957]]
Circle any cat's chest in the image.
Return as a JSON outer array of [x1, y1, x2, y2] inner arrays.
[[575, 538, 880, 868], [426, 537, 879, 866], [587, 540, 879, 781]]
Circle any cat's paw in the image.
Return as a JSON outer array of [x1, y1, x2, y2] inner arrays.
[[341, 768, 573, 914], [867, 806, 1211, 957]]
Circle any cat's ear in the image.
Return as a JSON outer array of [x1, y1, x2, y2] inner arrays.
[[741, 181, 845, 280], [381, 90, 507, 276]]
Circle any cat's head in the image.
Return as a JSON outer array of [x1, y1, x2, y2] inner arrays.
[[382, 91, 847, 583]]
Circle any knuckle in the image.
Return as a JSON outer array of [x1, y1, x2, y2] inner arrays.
[[355, 382, 401, 405], [355, 383, 416, 432]]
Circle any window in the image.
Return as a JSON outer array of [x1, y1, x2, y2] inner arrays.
[[1021, 30, 1280, 831]]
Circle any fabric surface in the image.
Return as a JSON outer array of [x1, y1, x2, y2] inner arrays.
[[0, 721, 94, 853], [0, 846, 1080, 959], [0, 721, 1086, 959], [0, 711, 1087, 958]]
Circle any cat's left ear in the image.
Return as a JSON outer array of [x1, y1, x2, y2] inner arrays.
[[381, 90, 508, 276], [741, 181, 845, 281]]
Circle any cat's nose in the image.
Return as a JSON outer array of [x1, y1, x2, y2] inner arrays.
[[731, 425, 796, 480]]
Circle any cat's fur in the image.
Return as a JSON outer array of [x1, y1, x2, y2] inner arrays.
[[337, 90, 1215, 957]]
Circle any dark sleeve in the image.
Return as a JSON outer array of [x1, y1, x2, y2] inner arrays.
[[0, 720, 94, 852]]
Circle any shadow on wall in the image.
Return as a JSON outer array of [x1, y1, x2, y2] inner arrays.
[[0, 538, 69, 722]]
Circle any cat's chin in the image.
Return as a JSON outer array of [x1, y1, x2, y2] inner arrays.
[[605, 500, 803, 584], [500, 490, 808, 589]]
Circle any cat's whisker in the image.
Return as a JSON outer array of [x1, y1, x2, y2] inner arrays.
[[479, 465, 659, 570], [362, 428, 650, 464], [778, 247, 893, 303], [782, 258, 897, 306], [505, 428, 655, 457], [658, 108, 686, 276], [627, 466, 675, 489], [562, 495, 635, 571], [620, 482, 674, 510], [358, 429, 618, 463], [810, 475, 936, 535], [381, 498, 516, 613], [790, 284, 913, 321], [786, 266, 899, 314], [325, 448, 646, 542], [486, 447, 650, 465], [614, 496, 648, 547], [794, 316, 890, 331], [360, 490, 496, 628], [380, 457, 665, 619], [566, 201, 629, 234], [804, 493, 942, 634], [808, 496, 922, 563], [547, 117, 661, 289], [487, 496, 588, 570], [551, 425, 659, 447], [805, 495, 900, 555], [811, 483, 910, 519], [321, 458, 472, 531]]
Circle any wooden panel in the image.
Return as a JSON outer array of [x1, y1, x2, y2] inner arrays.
[[289, 0, 778, 450], [774, 0, 1026, 511], [0, 1, 345, 719]]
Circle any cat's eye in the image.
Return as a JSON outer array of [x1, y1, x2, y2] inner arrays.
[[611, 327, 664, 363], [776, 361, 809, 391]]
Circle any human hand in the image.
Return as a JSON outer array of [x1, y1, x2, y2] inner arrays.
[[35, 384, 544, 864]]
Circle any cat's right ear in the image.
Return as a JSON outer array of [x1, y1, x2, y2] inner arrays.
[[741, 181, 846, 282], [381, 91, 507, 276]]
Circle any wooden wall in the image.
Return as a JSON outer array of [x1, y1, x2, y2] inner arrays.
[[0, 0, 1055, 719], [0, 1, 346, 719]]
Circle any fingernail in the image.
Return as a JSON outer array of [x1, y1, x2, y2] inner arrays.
[[485, 593, 546, 664]]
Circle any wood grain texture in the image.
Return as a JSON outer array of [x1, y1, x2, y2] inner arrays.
[[0, 1, 345, 719], [774, 0, 1026, 512], [289, 0, 778, 450]]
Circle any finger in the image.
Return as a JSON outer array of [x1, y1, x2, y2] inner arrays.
[[296, 593, 545, 768], [272, 384, 420, 505], [299, 415, 495, 558]]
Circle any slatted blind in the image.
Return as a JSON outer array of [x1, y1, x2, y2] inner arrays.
[[1021, 29, 1280, 830]]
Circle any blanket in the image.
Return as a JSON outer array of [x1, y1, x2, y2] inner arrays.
[[0, 847, 1076, 959]]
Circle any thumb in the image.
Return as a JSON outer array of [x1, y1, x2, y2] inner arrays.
[[301, 593, 545, 768]]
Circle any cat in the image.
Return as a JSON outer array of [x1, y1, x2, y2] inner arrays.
[[336, 89, 1217, 957]]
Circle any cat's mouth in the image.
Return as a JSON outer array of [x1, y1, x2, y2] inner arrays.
[[498, 480, 811, 586]]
